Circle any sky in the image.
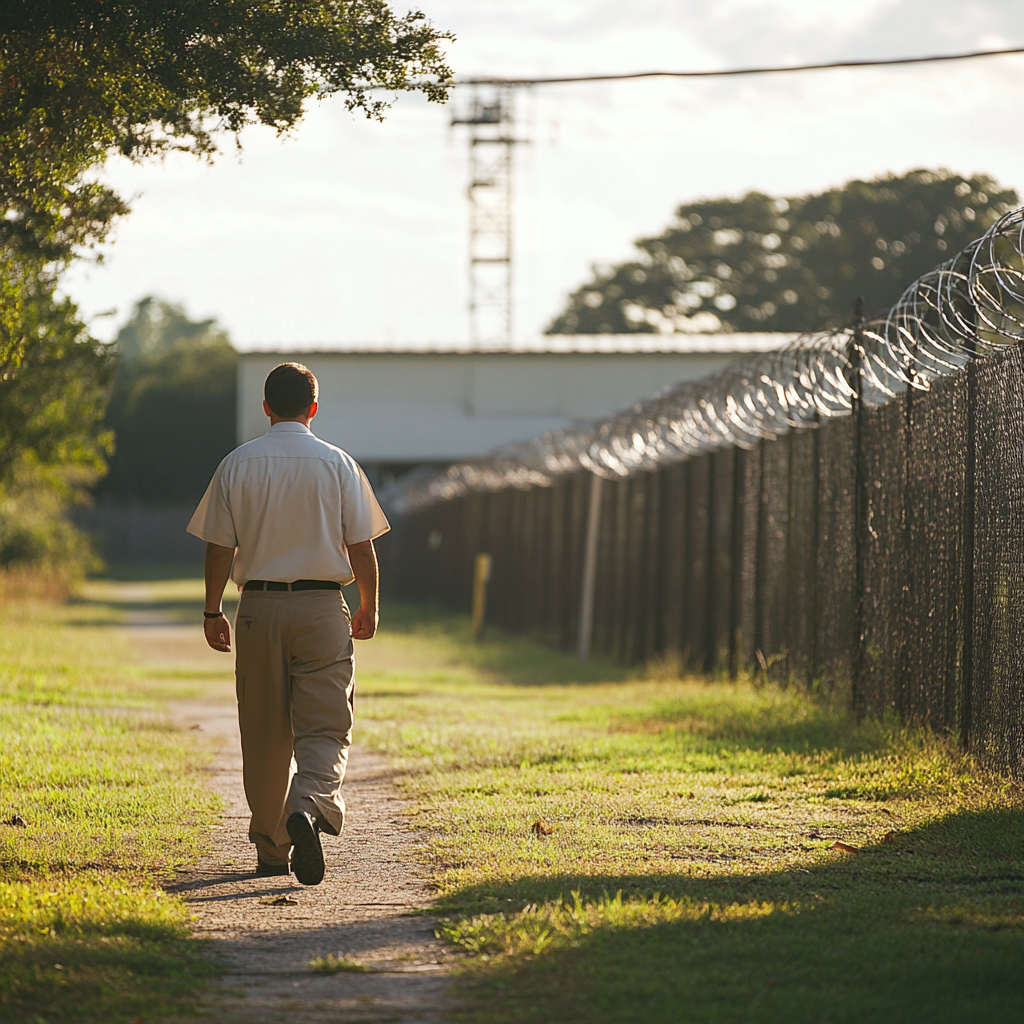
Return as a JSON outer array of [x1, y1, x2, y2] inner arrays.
[[62, 0, 1024, 350]]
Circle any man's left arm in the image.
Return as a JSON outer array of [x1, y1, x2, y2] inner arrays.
[[348, 539, 378, 640]]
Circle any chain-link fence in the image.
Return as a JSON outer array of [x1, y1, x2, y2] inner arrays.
[[382, 210, 1024, 776]]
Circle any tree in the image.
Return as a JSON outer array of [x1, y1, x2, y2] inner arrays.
[[0, 2, 452, 566], [0, 2, 453, 451], [0, 284, 112, 575], [0, 284, 112, 486], [547, 170, 1019, 335], [0, 1, 453, 270], [98, 298, 238, 505]]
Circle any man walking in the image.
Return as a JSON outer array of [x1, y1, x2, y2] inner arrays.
[[187, 362, 389, 885]]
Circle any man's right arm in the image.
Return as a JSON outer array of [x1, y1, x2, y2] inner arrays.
[[348, 539, 379, 640], [203, 542, 235, 652]]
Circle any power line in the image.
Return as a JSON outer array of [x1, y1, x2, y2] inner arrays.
[[457, 45, 1024, 87]]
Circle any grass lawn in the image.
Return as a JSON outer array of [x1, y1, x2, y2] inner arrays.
[[0, 582, 223, 1024], [354, 605, 1024, 1024]]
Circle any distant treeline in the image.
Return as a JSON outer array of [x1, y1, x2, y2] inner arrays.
[[97, 297, 237, 507]]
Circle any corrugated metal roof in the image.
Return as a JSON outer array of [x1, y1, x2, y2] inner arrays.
[[237, 333, 799, 356]]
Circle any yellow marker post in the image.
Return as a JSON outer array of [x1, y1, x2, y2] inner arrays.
[[472, 553, 492, 640]]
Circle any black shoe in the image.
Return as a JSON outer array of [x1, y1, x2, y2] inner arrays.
[[255, 861, 290, 877], [286, 811, 325, 886]]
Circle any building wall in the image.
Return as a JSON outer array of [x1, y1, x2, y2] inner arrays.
[[238, 350, 762, 462]]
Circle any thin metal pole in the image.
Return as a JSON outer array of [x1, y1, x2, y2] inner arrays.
[[850, 297, 867, 714], [577, 472, 604, 661], [753, 440, 767, 680], [962, 360, 977, 749], [702, 453, 717, 675], [809, 413, 821, 686], [728, 448, 745, 680]]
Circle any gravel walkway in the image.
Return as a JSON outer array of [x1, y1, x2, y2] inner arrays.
[[126, 612, 455, 1024]]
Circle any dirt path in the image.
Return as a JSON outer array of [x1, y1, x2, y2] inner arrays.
[[122, 608, 455, 1023]]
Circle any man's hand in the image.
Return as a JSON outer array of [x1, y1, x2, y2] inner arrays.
[[203, 542, 235, 652], [348, 539, 379, 641], [351, 604, 377, 640], [204, 613, 232, 652]]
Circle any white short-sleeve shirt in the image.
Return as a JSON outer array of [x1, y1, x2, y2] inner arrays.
[[186, 421, 390, 587]]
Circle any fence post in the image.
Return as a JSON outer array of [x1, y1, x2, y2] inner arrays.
[[577, 472, 604, 661], [472, 552, 492, 640], [849, 297, 867, 713], [728, 448, 745, 680], [702, 452, 717, 675], [753, 440, 767, 680], [961, 356, 977, 750], [808, 412, 821, 686]]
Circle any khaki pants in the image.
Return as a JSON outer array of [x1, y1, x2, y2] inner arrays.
[[234, 589, 354, 865]]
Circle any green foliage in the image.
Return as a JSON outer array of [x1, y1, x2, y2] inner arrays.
[[0, 1, 453, 277], [0, 463, 99, 577], [548, 169, 1019, 335], [0, 282, 111, 573], [0, 285, 112, 486], [99, 296, 238, 505]]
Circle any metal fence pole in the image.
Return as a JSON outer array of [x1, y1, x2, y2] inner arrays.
[[728, 448, 745, 679], [577, 472, 604, 661], [702, 452, 717, 675], [962, 359, 977, 750], [753, 440, 768, 680], [850, 297, 867, 712]]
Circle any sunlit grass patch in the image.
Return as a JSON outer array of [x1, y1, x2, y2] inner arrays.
[[0, 579, 222, 1022], [0, 703, 218, 871], [309, 953, 371, 973], [354, 605, 1024, 1023], [438, 890, 787, 958]]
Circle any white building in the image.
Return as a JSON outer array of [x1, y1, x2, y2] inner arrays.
[[237, 334, 796, 483]]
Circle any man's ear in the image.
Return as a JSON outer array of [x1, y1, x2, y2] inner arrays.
[[263, 399, 272, 418], [308, 401, 318, 420]]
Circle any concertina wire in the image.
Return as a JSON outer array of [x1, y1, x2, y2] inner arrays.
[[389, 207, 1024, 513]]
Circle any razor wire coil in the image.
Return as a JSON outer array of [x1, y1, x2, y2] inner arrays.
[[389, 209, 1024, 513]]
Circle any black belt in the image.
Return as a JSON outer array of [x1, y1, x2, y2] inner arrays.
[[242, 579, 342, 592]]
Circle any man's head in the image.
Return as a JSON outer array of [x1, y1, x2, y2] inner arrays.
[[264, 363, 319, 421]]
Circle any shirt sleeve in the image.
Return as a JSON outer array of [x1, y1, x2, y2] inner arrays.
[[186, 459, 238, 548], [340, 462, 391, 546]]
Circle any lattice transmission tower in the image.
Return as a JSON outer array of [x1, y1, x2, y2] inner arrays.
[[451, 87, 523, 348]]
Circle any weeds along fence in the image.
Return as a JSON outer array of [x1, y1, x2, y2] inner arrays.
[[382, 209, 1024, 775]]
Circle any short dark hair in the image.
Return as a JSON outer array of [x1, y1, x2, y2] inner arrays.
[[264, 362, 318, 418]]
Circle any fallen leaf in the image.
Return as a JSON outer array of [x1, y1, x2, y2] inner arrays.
[[531, 820, 554, 836], [831, 841, 859, 854], [4, 814, 26, 828], [189, 724, 201, 730], [261, 895, 300, 906], [882, 830, 901, 844]]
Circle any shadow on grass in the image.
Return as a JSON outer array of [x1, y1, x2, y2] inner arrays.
[[381, 602, 635, 686], [441, 806, 1024, 1024], [1, 934, 219, 1024], [613, 689, 896, 761]]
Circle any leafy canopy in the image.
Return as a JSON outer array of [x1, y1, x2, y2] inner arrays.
[[547, 170, 1019, 335], [0, 1, 454, 271]]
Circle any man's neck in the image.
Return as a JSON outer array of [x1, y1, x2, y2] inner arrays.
[[268, 416, 312, 428]]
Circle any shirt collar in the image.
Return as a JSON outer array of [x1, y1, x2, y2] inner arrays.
[[269, 421, 312, 435]]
